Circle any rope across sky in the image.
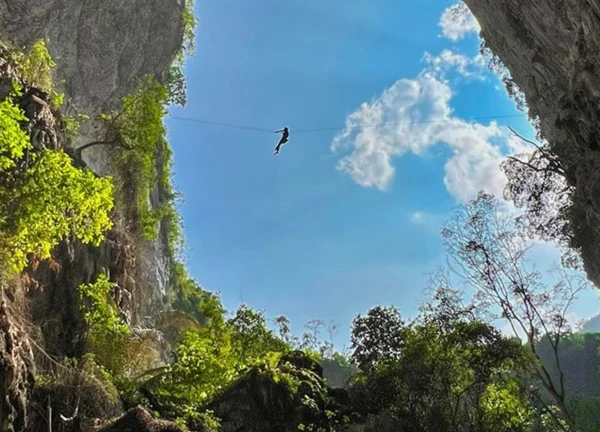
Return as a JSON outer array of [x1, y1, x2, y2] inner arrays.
[[170, 113, 527, 134]]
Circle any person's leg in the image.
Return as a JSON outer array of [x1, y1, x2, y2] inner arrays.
[[274, 138, 284, 154]]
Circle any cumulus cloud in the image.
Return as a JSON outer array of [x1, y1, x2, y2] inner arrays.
[[439, 2, 480, 42], [422, 49, 486, 80], [331, 73, 508, 202]]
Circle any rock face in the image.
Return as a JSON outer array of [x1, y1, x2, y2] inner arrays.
[[0, 0, 185, 320], [462, 0, 600, 286], [0, 1, 186, 428], [0, 299, 35, 432], [98, 406, 184, 432], [0, 0, 184, 121], [208, 352, 351, 432]]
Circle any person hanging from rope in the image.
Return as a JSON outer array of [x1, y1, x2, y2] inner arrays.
[[274, 127, 290, 155]]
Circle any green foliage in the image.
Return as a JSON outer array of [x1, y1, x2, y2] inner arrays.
[[228, 304, 289, 370], [166, 64, 187, 107], [571, 398, 600, 432], [108, 75, 168, 239], [0, 98, 30, 172], [350, 306, 405, 371], [51, 90, 65, 109], [182, 0, 197, 55], [165, 0, 197, 106], [170, 262, 226, 327], [107, 80, 181, 248], [253, 352, 347, 432], [152, 328, 236, 407], [12, 40, 64, 107], [540, 406, 572, 432], [0, 140, 114, 273], [158, 139, 184, 257], [78, 274, 130, 374], [63, 113, 90, 140], [146, 303, 288, 414], [0, 83, 113, 275], [330, 351, 351, 367], [479, 380, 533, 432], [349, 298, 533, 432], [17, 40, 56, 93], [179, 409, 221, 432], [442, 192, 590, 427]]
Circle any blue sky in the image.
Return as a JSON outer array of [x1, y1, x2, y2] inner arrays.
[[165, 0, 600, 348]]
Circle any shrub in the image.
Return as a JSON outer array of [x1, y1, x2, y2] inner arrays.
[[12, 40, 65, 107], [104, 75, 168, 239], [0, 98, 30, 172], [0, 146, 114, 273], [0, 149, 113, 273], [78, 274, 130, 374]]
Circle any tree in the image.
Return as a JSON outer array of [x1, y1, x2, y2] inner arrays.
[[420, 269, 477, 332], [78, 274, 129, 375], [350, 306, 405, 371], [170, 262, 226, 329], [349, 295, 531, 432], [300, 319, 326, 352], [143, 303, 289, 415], [501, 127, 572, 247], [227, 304, 288, 370], [0, 149, 114, 273], [77, 76, 169, 239], [441, 192, 589, 428], [0, 97, 114, 274], [274, 315, 299, 347]]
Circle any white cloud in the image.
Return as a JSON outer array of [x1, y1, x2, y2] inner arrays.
[[422, 49, 486, 80], [439, 2, 480, 42], [331, 73, 508, 202]]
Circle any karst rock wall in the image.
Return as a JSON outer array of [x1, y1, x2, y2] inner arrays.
[[464, 0, 600, 286], [0, 0, 186, 320]]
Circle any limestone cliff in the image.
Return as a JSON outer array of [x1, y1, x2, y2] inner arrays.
[[463, 0, 600, 286], [0, 2, 188, 430], [0, 0, 185, 322]]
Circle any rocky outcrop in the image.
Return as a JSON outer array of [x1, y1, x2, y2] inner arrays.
[[0, 0, 186, 320], [208, 351, 351, 432], [98, 406, 184, 432], [0, 44, 58, 431], [0, 0, 185, 134], [463, 0, 600, 286], [0, 1, 186, 429], [0, 297, 35, 432], [25, 231, 140, 357]]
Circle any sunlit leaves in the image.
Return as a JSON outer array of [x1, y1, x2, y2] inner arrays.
[[78, 274, 130, 374], [479, 380, 533, 432], [0, 99, 30, 172], [108, 76, 169, 239], [0, 149, 113, 273], [350, 303, 532, 432], [12, 40, 65, 107], [16, 40, 56, 94], [228, 304, 288, 369]]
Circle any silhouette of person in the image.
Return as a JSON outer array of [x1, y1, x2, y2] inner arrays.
[[274, 127, 289, 155]]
